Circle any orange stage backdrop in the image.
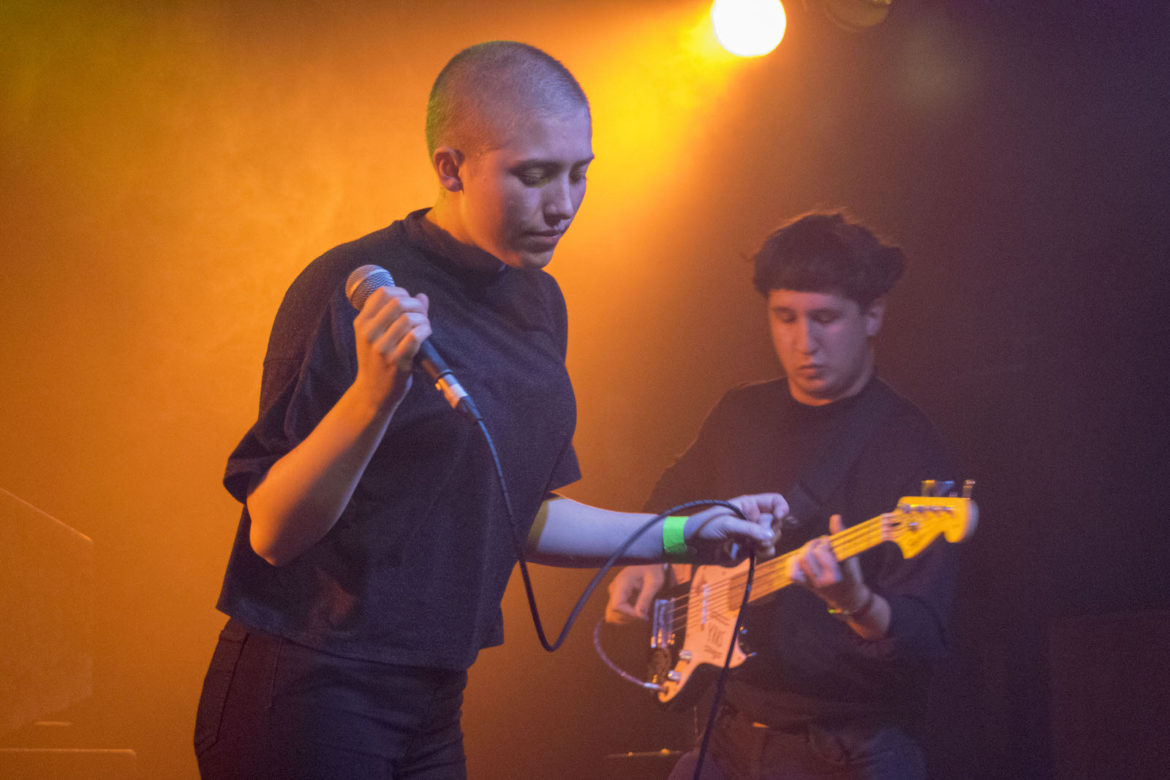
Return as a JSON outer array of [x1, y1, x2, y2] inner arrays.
[[4, 2, 1168, 778]]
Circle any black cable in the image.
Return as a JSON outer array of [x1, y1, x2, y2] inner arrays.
[[473, 415, 759, 778], [692, 552, 755, 779], [474, 417, 749, 653]]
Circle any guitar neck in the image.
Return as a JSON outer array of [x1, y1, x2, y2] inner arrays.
[[713, 496, 974, 610], [743, 514, 887, 604]]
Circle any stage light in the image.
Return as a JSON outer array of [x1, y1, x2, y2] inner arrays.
[[711, 0, 786, 58]]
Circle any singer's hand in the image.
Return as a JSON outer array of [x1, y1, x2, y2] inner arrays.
[[605, 564, 667, 624], [684, 493, 786, 565], [246, 281, 431, 567], [352, 286, 432, 412]]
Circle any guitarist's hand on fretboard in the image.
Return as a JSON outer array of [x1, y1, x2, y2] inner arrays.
[[788, 513, 891, 640]]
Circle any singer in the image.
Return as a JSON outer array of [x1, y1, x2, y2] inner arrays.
[[194, 42, 784, 779]]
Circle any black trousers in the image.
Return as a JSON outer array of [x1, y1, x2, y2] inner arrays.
[[195, 619, 467, 779], [670, 704, 927, 780]]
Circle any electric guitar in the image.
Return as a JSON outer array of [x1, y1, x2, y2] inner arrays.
[[647, 494, 978, 708]]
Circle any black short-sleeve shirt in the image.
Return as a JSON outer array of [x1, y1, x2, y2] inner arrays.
[[216, 210, 580, 670]]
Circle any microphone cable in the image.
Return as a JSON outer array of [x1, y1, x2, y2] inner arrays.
[[474, 415, 750, 653], [472, 414, 758, 779], [691, 553, 754, 780], [346, 264, 759, 734], [345, 264, 757, 656]]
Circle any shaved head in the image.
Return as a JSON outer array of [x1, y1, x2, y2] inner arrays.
[[426, 41, 590, 160]]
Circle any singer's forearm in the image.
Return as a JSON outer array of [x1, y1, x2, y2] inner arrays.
[[525, 497, 669, 566], [527, 494, 781, 567], [246, 385, 397, 566]]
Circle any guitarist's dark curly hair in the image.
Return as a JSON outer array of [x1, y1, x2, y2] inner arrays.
[[752, 210, 905, 308]]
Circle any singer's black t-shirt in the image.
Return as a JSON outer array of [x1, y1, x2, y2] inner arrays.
[[216, 209, 580, 670]]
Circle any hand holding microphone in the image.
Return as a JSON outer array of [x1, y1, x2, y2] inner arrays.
[[345, 265, 482, 422]]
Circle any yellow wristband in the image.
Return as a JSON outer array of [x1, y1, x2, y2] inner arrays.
[[662, 516, 691, 563]]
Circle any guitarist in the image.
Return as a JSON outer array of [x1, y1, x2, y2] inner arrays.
[[607, 211, 958, 779]]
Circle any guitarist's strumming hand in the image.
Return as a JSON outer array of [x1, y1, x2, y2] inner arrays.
[[788, 514, 891, 640], [606, 564, 666, 625]]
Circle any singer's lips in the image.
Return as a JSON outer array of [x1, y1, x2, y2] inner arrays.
[[524, 231, 563, 247]]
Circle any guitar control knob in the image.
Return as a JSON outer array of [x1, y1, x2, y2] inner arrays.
[[648, 647, 671, 684], [678, 651, 693, 663], [737, 626, 754, 655], [666, 671, 681, 682]]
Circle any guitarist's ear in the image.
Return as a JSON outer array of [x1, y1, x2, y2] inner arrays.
[[864, 297, 886, 338]]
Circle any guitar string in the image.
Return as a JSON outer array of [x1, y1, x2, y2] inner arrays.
[[665, 518, 877, 619], [664, 505, 964, 620], [663, 515, 888, 620], [663, 509, 954, 621]]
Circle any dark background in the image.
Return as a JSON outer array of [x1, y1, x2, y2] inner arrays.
[[2, 1, 1168, 777]]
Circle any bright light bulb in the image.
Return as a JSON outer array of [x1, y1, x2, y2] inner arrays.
[[711, 0, 786, 58]]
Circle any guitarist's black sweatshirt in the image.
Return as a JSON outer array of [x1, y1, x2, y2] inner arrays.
[[646, 375, 957, 733]]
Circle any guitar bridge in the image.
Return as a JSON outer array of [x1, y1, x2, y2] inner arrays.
[[648, 597, 674, 686], [651, 597, 672, 650]]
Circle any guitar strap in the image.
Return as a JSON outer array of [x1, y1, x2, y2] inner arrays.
[[780, 378, 895, 531]]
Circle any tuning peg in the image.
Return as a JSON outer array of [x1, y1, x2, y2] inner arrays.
[[920, 479, 956, 497]]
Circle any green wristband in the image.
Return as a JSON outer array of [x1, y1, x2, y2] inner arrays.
[[662, 515, 691, 563]]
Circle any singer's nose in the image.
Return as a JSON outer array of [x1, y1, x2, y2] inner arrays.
[[543, 178, 575, 226]]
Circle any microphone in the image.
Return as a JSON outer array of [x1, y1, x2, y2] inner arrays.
[[345, 264, 482, 423]]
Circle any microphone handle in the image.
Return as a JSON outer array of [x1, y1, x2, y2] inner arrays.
[[416, 342, 482, 422]]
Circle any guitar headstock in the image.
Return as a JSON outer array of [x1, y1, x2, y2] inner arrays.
[[882, 495, 979, 558]]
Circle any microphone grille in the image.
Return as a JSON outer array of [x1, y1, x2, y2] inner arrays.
[[345, 264, 395, 311]]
